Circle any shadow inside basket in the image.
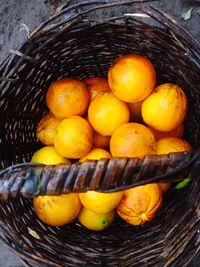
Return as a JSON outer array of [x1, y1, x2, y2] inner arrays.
[[1, 21, 200, 168], [1, 177, 199, 266]]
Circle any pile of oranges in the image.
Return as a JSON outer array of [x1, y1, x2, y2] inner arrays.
[[32, 54, 192, 231]]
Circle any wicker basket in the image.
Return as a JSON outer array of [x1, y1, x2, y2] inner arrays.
[[0, 1, 200, 266]]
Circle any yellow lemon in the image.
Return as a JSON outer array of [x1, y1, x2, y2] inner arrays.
[[79, 148, 111, 162], [78, 207, 115, 231], [31, 146, 70, 165], [79, 191, 123, 214]]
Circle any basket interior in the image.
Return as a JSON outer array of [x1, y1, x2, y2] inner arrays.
[[0, 13, 200, 266], [0, 21, 200, 169]]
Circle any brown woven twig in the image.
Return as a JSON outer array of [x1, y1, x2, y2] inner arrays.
[[0, 1, 200, 266], [0, 152, 198, 200]]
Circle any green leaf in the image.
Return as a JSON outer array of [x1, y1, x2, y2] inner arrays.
[[175, 178, 191, 189]]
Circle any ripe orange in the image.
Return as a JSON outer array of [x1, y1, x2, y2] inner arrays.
[[156, 137, 192, 155], [79, 148, 111, 162], [46, 78, 89, 119], [128, 100, 143, 122], [93, 131, 110, 149], [142, 83, 188, 132], [88, 92, 130, 136], [33, 194, 81, 226], [117, 184, 162, 226], [156, 137, 192, 192], [79, 191, 123, 214], [54, 116, 93, 159], [36, 113, 61, 145], [149, 123, 184, 141], [78, 207, 115, 231], [31, 146, 70, 165], [108, 54, 156, 103], [84, 76, 110, 100], [110, 123, 156, 159]]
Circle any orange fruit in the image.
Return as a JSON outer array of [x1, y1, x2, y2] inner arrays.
[[46, 78, 89, 119], [128, 100, 143, 122], [110, 123, 156, 159], [79, 191, 123, 214], [54, 116, 93, 159], [117, 184, 162, 226], [33, 194, 81, 226], [79, 148, 111, 162], [88, 92, 130, 136], [156, 137, 192, 192], [158, 183, 172, 193], [78, 207, 115, 231], [142, 83, 188, 132], [31, 146, 70, 165], [84, 76, 110, 100], [108, 54, 156, 103], [93, 131, 110, 149], [36, 113, 61, 145], [149, 123, 184, 141], [156, 137, 192, 155]]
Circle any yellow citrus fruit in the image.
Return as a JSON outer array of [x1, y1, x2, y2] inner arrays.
[[110, 123, 156, 159], [149, 123, 184, 141], [79, 191, 123, 214], [117, 184, 162, 226], [88, 92, 130, 136], [31, 146, 70, 165], [78, 207, 115, 231], [93, 131, 110, 149], [36, 113, 61, 145], [142, 83, 188, 131], [33, 194, 81, 226], [156, 137, 192, 155], [156, 137, 192, 192], [79, 148, 111, 162], [46, 78, 89, 119], [128, 100, 143, 122], [108, 54, 156, 103], [54, 116, 93, 159], [84, 76, 110, 100]]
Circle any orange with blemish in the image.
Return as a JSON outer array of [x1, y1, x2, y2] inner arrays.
[[46, 78, 89, 119]]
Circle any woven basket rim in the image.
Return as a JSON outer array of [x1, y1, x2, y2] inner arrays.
[[0, 2, 200, 267], [0, 0, 200, 71], [0, 0, 200, 198]]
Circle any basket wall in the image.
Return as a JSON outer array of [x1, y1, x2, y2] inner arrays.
[[0, 1, 200, 266]]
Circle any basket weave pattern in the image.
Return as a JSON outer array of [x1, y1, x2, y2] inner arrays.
[[0, 1, 200, 266]]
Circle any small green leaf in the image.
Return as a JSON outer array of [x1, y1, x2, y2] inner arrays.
[[181, 8, 193, 21], [175, 178, 191, 189]]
